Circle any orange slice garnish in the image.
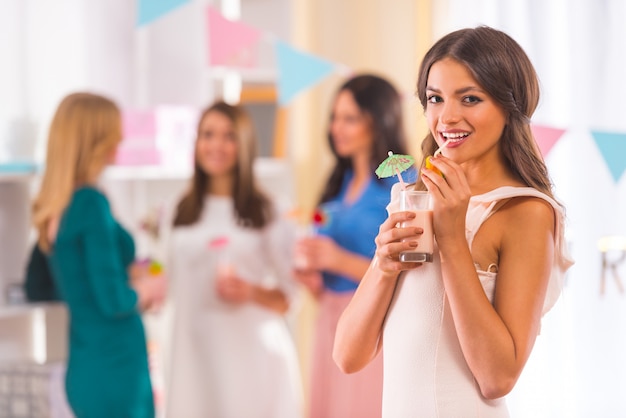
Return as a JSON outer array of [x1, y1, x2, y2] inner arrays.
[[425, 156, 444, 177]]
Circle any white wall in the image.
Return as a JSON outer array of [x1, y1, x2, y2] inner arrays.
[[140, 1, 213, 107], [1, 0, 293, 154], [0, 0, 135, 298], [0, 0, 295, 297], [0, 0, 27, 120]]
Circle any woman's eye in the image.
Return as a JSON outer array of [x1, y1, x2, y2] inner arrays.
[[426, 95, 442, 104], [463, 95, 482, 104]]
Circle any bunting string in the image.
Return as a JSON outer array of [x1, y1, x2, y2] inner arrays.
[[133, 1, 626, 183]]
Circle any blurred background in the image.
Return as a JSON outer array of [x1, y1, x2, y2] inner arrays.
[[1, 0, 625, 416]]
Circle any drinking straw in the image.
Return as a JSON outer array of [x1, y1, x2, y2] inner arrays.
[[396, 167, 407, 191], [434, 138, 453, 158]]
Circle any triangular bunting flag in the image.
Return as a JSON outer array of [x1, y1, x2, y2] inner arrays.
[[591, 130, 626, 182], [276, 41, 335, 105], [207, 7, 262, 66], [531, 124, 566, 157], [137, 0, 190, 26]]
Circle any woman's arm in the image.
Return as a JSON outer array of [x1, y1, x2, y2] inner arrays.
[[129, 262, 168, 312], [216, 209, 297, 314], [441, 198, 554, 398], [423, 157, 555, 399], [293, 269, 324, 298], [297, 235, 372, 282], [77, 189, 140, 317], [333, 210, 423, 373], [216, 277, 289, 314], [250, 286, 289, 313]]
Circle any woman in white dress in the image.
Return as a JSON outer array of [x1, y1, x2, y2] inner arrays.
[[163, 101, 302, 418], [333, 26, 573, 417]]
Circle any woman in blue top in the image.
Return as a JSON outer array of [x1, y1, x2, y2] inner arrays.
[[31, 92, 167, 418], [294, 74, 415, 418]]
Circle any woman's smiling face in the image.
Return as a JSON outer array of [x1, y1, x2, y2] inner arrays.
[[329, 90, 374, 159], [425, 57, 507, 164], [196, 110, 238, 177]]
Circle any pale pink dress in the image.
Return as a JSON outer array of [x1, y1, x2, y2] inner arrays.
[[382, 186, 573, 418], [309, 291, 384, 418]]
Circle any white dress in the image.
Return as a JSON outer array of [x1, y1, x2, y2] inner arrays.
[[163, 196, 303, 418], [382, 186, 573, 418]]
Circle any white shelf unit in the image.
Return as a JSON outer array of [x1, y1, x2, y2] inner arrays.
[[0, 175, 35, 304], [0, 172, 37, 182]]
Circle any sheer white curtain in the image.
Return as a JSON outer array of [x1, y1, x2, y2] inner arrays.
[[433, 1, 626, 417]]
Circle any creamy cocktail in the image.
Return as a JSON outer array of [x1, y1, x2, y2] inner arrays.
[[398, 190, 434, 262]]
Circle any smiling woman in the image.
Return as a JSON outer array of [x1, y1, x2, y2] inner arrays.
[[424, 57, 508, 185], [195, 108, 239, 180], [293, 74, 414, 418], [333, 26, 573, 418], [162, 100, 303, 418]]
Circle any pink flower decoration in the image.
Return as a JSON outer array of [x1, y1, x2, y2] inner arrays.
[[208, 236, 229, 249], [312, 208, 329, 228]]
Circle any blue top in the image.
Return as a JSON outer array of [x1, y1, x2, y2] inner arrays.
[[316, 168, 417, 292]]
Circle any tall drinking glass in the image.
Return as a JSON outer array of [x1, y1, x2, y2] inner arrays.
[[398, 190, 434, 262]]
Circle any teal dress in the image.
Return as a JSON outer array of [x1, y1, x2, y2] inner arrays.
[[49, 186, 154, 418]]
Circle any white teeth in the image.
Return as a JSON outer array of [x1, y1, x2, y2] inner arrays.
[[441, 132, 469, 141]]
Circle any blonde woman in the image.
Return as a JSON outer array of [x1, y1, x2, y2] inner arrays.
[[32, 92, 166, 418], [162, 101, 302, 417]]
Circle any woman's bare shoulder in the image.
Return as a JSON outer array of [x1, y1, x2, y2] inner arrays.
[[498, 196, 556, 245]]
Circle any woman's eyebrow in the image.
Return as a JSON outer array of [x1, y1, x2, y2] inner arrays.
[[426, 86, 483, 94]]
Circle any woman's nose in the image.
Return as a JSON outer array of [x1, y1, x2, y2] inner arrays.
[[439, 102, 461, 125]]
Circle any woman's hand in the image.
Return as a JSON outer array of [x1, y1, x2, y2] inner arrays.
[[373, 211, 424, 277], [129, 261, 147, 282], [133, 273, 168, 312], [420, 155, 471, 246], [295, 235, 343, 272], [293, 269, 323, 297], [215, 276, 253, 304], [216, 276, 290, 313]]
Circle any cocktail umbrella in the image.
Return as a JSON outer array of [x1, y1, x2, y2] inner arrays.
[[375, 151, 415, 190]]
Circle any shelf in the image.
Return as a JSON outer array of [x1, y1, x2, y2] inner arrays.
[[102, 157, 290, 181], [0, 159, 291, 182], [0, 302, 67, 364], [0, 162, 39, 182], [103, 165, 192, 181]]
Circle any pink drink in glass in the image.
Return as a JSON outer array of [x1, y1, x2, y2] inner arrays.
[[398, 190, 434, 262]]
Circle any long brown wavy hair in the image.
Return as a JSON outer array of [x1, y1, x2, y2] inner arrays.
[[33, 92, 122, 251], [173, 101, 272, 228], [415, 26, 554, 198], [319, 74, 409, 204]]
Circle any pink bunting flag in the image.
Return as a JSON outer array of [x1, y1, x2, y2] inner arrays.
[[206, 7, 262, 67], [531, 124, 566, 157]]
